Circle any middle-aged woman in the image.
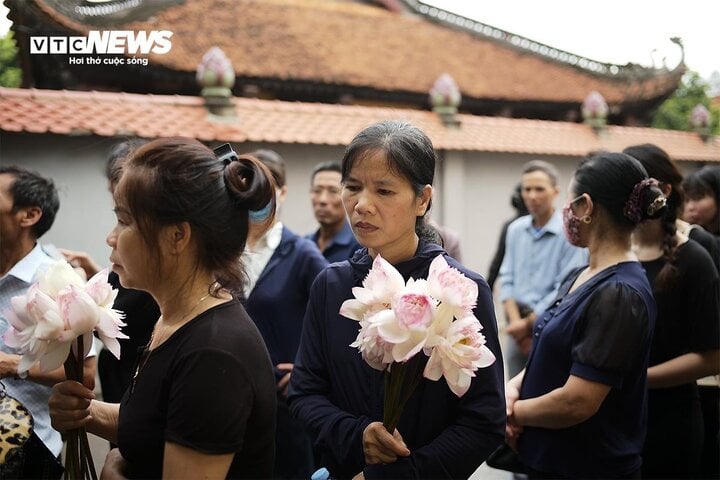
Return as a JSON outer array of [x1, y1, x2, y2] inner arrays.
[[623, 143, 720, 479], [505, 152, 664, 479], [48, 138, 278, 479], [288, 120, 505, 479]]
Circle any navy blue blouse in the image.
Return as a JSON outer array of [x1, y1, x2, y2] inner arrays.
[[288, 242, 505, 479], [518, 261, 656, 478]]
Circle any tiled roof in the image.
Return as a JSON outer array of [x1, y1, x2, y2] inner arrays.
[[20, 0, 682, 105], [1, 87, 717, 162]]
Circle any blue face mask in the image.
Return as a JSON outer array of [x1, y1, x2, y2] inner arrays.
[[248, 198, 274, 223]]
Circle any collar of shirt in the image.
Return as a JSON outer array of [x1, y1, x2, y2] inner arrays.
[[242, 222, 283, 296], [256, 221, 283, 251], [521, 210, 563, 239], [1, 243, 52, 284]]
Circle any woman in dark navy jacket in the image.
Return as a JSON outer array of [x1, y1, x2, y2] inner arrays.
[[288, 120, 505, 479], [506, 152, 666, 479]]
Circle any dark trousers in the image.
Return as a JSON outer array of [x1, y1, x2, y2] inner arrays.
[[274, 395, 315, 479], [698, 386, 720, 479]]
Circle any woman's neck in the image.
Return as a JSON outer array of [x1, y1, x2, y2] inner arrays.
[[153, 271, 220, 326], [631, 219, 665, 261], [586, 231, 636, 272], [369, 235, 419, 265]]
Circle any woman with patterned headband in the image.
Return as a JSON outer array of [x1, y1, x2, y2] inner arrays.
[[505, 151, 665, 478]]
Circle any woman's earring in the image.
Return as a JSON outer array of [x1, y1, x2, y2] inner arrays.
[[581, 215, 592, 224]]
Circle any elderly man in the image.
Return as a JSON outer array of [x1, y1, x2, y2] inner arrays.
[[306, 161, 361, 263], [0, 166, 96, 478]]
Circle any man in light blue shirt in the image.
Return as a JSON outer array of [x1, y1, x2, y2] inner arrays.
[[0, 166, 97, 478], [498, 160, 587, 377]]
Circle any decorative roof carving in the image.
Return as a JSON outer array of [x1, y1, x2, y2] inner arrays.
[[403, 0, 685, 81]]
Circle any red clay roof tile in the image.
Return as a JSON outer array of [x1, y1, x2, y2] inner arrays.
[[22, 0, 682, 105], [0, 87, 717, 162]]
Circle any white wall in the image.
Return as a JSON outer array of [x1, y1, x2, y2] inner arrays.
[[0, 132, 705, 280]]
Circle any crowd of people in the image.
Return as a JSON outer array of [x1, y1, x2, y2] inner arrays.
[[0, 120, 717, 479]]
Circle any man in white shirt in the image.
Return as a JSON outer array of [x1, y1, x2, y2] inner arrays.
[[0, 165, 97, 478]]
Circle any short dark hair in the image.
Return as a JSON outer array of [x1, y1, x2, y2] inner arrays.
[[0, 165, 59, 239], [249, 149, 286, 187], [117, 137, 275, 292], [105, 139, 147, 186], [311, 161, 341, 183], [521, 160, 559, 186]]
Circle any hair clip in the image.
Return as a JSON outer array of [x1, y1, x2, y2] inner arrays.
[[647, 196, 667, 216], [213, 143, 239, 166]]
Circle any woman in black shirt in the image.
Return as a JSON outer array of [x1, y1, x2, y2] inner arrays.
[[625, 144, 720, 478], [48, 138, 278, 479]]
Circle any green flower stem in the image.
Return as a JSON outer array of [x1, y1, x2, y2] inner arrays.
[[63, 336, 98, 480], [382, 356, 424, 434]]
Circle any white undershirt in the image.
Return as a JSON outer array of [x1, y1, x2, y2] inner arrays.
[[241, 221, 283, 297]]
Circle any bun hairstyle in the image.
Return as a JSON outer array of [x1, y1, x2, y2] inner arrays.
[[341, 120, 440, 245], [573, 152, 667, 230], [115, 137, 276, 292]]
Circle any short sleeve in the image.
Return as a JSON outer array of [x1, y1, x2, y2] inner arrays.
[[570, 283, 652, 388], [683, 242, 720, 352], [165, 348, 253, 453]]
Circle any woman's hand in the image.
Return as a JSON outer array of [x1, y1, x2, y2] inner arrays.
[[276, 363, 294, 397], [362, 422, 410, 465], [59, 248, 102, 278], [48, 380, 95, 432], [100, 448, 128, 480], [505, 372, 524, 451]]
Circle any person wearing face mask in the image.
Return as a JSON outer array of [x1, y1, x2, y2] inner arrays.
[[505, 152, 664, 479], [242, 149, 329, 479]]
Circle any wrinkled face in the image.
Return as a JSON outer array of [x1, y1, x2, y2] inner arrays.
[[310, 170, 346, 228], [342, 151, 430, 263], [684, 194, 718, 231], [521, 170, 559, 220], [106, 191, 152, 290]]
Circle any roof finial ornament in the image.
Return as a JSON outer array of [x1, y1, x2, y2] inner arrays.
[[430, 73, 461, 128], [689, 104, 712, 142], [582, 90, 608, 133], [669, 37, 685, 68], [197, 47, 236, 117]]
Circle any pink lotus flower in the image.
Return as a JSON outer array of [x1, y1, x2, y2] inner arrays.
[[2, 259, 127, 375], [342, 253, 497, 432], [350, 321, 393, 371], [427, 255, 478, 321], [424, 316, 495, 397], [340, 254, 405, 321]]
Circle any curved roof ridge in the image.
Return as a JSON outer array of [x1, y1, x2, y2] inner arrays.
[[405, 0, 684, 80]]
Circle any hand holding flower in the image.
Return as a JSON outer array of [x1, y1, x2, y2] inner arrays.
[[362, 422, 410, 465], [49, 380, 95, 432]]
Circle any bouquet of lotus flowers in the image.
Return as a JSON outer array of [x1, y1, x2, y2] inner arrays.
[[341, 255, 495, 433], [3, 259, 127, 480]]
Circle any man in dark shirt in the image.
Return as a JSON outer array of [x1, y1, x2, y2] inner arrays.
[[306, 161, 361, 263]]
